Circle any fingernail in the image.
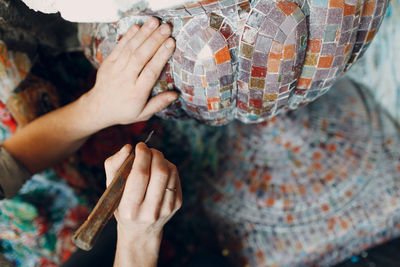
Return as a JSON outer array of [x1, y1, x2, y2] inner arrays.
[[160, 24, 171, 35], [164, 38, 175, 49], [148, 18, 157, 29]]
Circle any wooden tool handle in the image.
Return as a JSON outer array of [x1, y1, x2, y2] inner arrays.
[[72, 152, 135, 251]]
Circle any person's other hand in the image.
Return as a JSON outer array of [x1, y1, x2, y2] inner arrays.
[[104, 143, 182, 266], [86, 17, 177, 128]]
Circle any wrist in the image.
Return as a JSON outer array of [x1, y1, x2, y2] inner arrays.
[[117, 227, 162, 249], [115, 229, 162, 267], [78, 89, 111, 132]]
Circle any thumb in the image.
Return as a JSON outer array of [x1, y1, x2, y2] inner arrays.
[[104, 144, 132, 187], [139, 91, 178, 120]]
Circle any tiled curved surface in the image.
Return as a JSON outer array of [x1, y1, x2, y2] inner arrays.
[[289, 0, 364, 108], [236, 1, 307, 122], [344, 0, 389, 72], [78, 0, 389, 125], [142, 0, 254, 22], [172, 13, 238, 125]]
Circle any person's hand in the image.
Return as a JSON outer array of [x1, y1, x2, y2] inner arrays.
[[85, 17, 177, 129], [104, 143, 182, 267]]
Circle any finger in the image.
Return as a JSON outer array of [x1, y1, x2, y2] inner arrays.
[[138, 91, 178, 121], [106, 24, 140, 62], [142, 149, 170, 219], [119, 142, 152, 207], [128, 23, 172, 78], [174, 168, 183, 212], [159, 161, 178, 218], [119, 17, 160, 68], [104, 144, 132, 187], [135, 38, 175, 93]]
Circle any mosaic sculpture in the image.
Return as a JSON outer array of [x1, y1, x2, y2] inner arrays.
[[0, 0, 397, 266], [79, 0, 388, 125]]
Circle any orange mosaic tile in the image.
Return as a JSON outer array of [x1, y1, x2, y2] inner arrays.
[[215, 46, 231, 64], [329, 0, 344, 8], [307, 39, 322, 53], [270, 52, 282, 60], [297, 78, 312, 88], [283, 45, 295, 60], [362, 0, 377, 16], [343, 4, 356, 16], [199, 0, 219, 4], [277, 1, 299, 16], [286, 214, 294, 223], [318, 55, 334, 68], [267, 59, 280, 73], [265, 197, 275, 207], [366, 29, 377, 42], [321, 204, 330, 211]]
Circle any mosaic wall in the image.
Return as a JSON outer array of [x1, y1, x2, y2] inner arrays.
[[166, 78, 400, 266], [79, 0, 389, 125]]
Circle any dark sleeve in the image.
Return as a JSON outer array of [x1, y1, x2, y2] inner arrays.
[[0, 146, 31, 199]]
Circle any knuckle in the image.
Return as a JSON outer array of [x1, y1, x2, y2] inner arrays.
[[130, 24, 140, 33], [135, 142, 150, 156], [131, 51, 145, 64], [149, 33, 162, 45], [146, 68, 160, 81], [118, 210, 136, 222], [169, 162, 178, 174], [155, 165, 169, 180], [143, 210, 158, 222], [150, 148, 164, 159], [135, 168, 150, 180], [175, 198, 183, 210], [104, 157, 113, 169]]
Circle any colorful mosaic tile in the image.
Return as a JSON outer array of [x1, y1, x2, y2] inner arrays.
[[289, 0, 364, 108], [347, 2, 400, 122], [236, 0, 307, 122], [195, 78, 400, 266], [78, 0, 388, 125], [171, 13, 238, 125], [344, 0, 389, 72]]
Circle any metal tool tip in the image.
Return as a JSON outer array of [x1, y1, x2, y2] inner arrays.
[[144, 130, 155, 144]]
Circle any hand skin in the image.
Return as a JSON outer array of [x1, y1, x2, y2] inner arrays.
[[104, 143, 182, 267], [2, 18, 177, 174]]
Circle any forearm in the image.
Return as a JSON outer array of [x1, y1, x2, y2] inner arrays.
[[2, 92, 105, 173], [114, 229, 162, 267]]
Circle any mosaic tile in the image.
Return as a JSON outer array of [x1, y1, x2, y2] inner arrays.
[[198, 78, 400, 266], [344, 0, 389, 72], [78, 0, 388, 125], [289, 0, 366, 108], [236, 0, 307, 123], [171, 13, 238, 125]]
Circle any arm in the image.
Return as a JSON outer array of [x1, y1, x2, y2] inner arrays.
[[2, 17, 177, 174], [104, 143, 182, 267]]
